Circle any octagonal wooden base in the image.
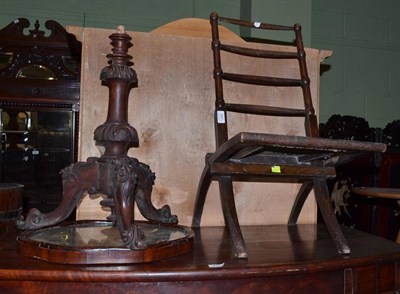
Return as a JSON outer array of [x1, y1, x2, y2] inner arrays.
[[17, 220, 194, 264]]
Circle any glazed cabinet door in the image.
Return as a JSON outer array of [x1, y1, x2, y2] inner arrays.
[[0, 107, 78, 214]]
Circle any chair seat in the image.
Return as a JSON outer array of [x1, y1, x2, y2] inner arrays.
[[209, 132, 386, 166], [211, 162, 337, 179]]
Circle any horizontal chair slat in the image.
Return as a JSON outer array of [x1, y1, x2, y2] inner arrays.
[[222, 72, 302, 87], [225, 103, 306, 117], [219, 16, 293, 31], [236, 132, 387, 153], [220, 44, 298, 59]]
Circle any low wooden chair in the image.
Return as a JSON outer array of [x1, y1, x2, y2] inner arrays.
[[191, 12, 386, 258]]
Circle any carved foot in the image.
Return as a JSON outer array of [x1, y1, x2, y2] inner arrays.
[[158, 204, 178, 223], [136, 189, 178, 224], [121, 223, 146, 250], [16, 208, 44, 230]]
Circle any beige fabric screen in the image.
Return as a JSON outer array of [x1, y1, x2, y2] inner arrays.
[[67, 19, 331, 227]]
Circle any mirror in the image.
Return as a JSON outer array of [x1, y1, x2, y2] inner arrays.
[[62, 56, 80, 74]]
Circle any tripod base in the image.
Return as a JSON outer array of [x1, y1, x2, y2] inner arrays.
[[17, 220, 193, 264]]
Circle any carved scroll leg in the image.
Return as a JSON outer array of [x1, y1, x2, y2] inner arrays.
[[135, 188, 178, 224], [113, 161, 145, 250], [135, 162, 178, 224], [313, 177, 350, 255], [17, 160, 99, 230], [192, 164, 212, 227]]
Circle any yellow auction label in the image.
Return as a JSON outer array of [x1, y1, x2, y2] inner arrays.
[[271, 165, 281, 173]]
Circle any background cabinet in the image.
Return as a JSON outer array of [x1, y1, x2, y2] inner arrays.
[[0, 18, 81, 216], [320, 115, 400, 241]]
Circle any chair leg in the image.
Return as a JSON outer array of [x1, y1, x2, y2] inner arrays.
[[313, 177, 350, 255], [219, 176, 248, 258], [288, 181, 313, 226], [191, 165, 212, 227]]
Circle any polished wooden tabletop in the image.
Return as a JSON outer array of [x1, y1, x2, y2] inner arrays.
[[0, 222, 400, 293], [0, 222, 399, 278]]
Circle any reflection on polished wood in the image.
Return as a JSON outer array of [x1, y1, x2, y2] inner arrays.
[[1, 223, 400, 293], [17, 221, 194, 264]]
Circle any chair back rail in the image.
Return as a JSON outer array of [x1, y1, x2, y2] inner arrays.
[[210, 11, 318, 145]]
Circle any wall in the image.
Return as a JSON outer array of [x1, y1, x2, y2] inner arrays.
[[313, 0, 400, 128], [0, 0, 241, 33], [250, 0, 312, 46], [0, 1, 312, 46], [3, 1, 399, 128]]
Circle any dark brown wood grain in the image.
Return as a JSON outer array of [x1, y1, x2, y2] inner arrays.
[[0, 223, 400, 293], [0, 184, 23, 221]]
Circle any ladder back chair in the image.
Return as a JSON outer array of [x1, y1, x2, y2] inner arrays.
[[191, 12, 386, 258]]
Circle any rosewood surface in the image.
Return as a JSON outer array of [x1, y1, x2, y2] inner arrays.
[[0, 223, 400, 293]]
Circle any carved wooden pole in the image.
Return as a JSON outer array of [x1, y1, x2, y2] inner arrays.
[[96, 26, 178, 249], [94, 25, 139, 158], [18, 26, 178, 251]]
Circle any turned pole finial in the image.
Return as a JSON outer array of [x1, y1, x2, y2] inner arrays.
[[117, 25, 125, 34]]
